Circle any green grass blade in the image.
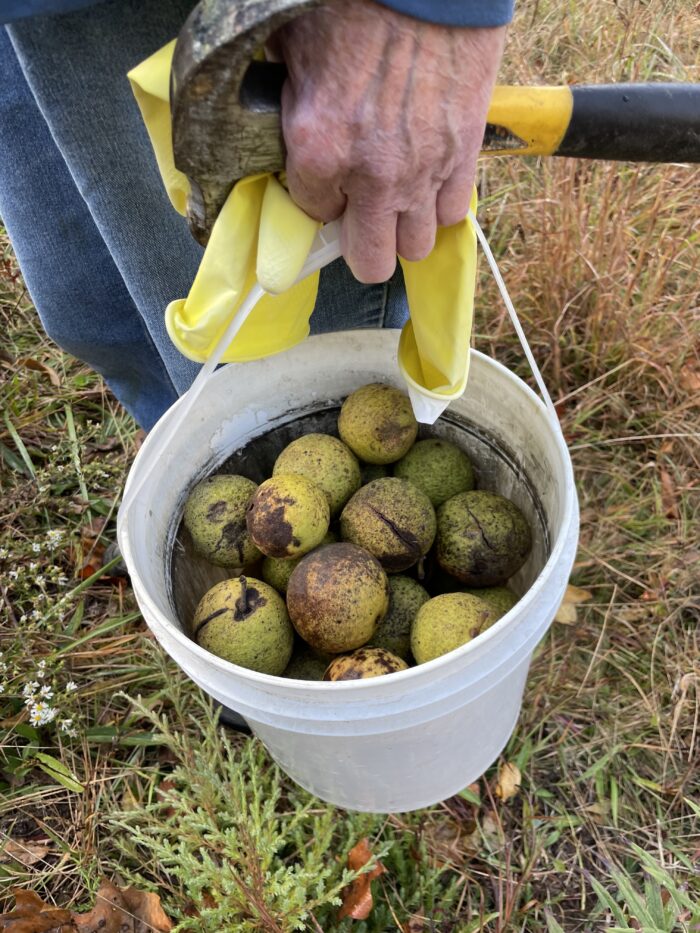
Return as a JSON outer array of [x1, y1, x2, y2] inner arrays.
[[590, 875, 629, 926], [64, 403, 89, 501], [611, 871, 655, 928], [34, 752, 84, 794], [545, 912, 567, 933], [610, 774, 619, 828], [2, 414, 35, 477]]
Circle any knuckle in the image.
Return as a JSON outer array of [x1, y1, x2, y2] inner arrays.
[[285, 117, 341, 180]]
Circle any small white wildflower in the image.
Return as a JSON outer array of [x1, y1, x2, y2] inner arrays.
[[56, 465, 64, 473], [59, 718, 73, 731], [39, 685, 53, 699], [8, 570, 19, 581], [20, 614, 27, 624], [35, 575, 45, 585], [31, 542, 42, 553], [31, 609, 41, 620], [37, 660, 47, 679], [29, 702, 57, 726], [50, 445, 59, 452], [29, 562, 39, 572], [57, 575, 69, 586], [66, 680, 78, 693], [45, 529, 64, 547], [22, 681, 39, 698], [0, 547, 8, 559]]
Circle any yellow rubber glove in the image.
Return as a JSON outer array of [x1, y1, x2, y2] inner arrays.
[[128, 43, 477, 407], [398, 187, 478, 408], [129, 47, 320, 365]]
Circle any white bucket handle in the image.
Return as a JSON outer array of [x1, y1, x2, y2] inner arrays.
[[119, 282, 265, 521], [119, 212, 563, 523], [468, 210, 562, 433]]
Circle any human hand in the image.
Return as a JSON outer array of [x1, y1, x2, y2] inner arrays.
[[275, 0, 506, 283]]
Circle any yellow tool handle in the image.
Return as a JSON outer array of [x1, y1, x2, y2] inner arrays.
[[484, 84, 700, 161]]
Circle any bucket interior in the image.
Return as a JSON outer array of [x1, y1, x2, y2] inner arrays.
[[169, 403, 551, 639]]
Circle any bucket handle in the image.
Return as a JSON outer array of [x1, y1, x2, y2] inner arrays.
[[468, 209, 562, 433], [119, 282, 266, 523], [119, 212, 563, 524]]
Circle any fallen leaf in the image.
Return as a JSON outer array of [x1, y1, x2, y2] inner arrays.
[[0, 883, 173, 933], [80, 516, 108, 550], [15, 357, 61, 388], [0, 839, 50, 867], [494, 761, 521, 802], [554, 601, 578, 625], [153, 778, 178, 820], [402, 918, 425, 932], [121, 890, 173, 933], [338, 838, 386, 921], [480, 810, 501, 846], [73, 882, 173, 933], [0, 888, 73, 931], [679, 368, 700, 395], [442, 794, 477, 833], [72, 883, 127, 933], [555, 583, 592, 624], [564, 584, 593, 604], [79, 558, 105, 581], [659, 468, 680, 519]]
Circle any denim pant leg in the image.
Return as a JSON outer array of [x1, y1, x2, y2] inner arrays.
[[7, 0, 204, 403], [313, 258, 408, 333], [0, 28, 179, 430]]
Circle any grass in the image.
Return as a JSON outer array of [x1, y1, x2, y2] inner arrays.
[[1, 0, 699, 929]]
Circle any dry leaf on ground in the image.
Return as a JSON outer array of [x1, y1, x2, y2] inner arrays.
[[337, 838, 386, 921], [402, 918, 425, 932], [0, 839, 50, 867], [0, 882, 172, 933], [659, 467, 680, 519], [555, 583, 592, 624], [14, 357, 62, 388], [0, 889, 73, 932], [679, 368, 700, 395], [74, 882, 173, 933], [480, 810, 501, 846], [494, 762, 521, 802]]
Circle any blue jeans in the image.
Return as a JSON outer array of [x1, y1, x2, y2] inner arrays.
[[0, 0, 408, 430]]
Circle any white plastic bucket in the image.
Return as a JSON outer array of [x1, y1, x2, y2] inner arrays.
[[117, 329, 579, 812]]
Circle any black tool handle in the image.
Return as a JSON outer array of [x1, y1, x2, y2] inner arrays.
[[557, 84, 700, 162]]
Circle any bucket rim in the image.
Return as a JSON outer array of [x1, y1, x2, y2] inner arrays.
[[118, 335, 579, 694]]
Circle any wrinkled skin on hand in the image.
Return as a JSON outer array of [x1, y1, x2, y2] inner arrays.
[[274, 0, 506, 283]]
